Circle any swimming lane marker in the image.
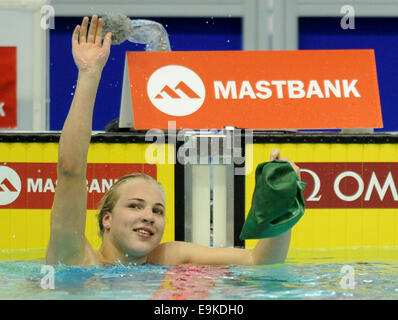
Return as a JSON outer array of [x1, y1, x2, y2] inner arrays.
[[150, 265, 229, 300]]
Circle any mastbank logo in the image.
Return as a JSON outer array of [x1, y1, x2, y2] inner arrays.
[[147, 65, 361, 117], [0, 165, 21, 205], [147, 65, 206, 116]]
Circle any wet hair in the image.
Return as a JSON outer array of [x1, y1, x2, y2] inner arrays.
[[97, 173, 165, 237]]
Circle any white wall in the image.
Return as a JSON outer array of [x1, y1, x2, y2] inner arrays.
[[0, 1, 48, 131], [0, 10, 34, 130]]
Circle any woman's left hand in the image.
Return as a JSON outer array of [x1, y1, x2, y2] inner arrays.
[[270, 148, 301, 180]]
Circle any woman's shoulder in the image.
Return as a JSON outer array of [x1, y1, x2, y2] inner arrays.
[[147, 241, 191, 265]]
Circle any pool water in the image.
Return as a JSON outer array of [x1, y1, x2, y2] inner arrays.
[[2, 252, 398, 300]]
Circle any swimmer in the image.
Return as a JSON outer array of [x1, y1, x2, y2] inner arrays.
[[45, 15, 301, 267]]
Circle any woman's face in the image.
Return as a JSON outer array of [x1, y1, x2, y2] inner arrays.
[[104, 178, 166, 259]]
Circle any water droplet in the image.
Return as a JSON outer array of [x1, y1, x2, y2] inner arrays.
[[70, 92, 74, 95], [226, 40, 230, 43], [12, 234, 15, 239], [206, 21, 209, 24], [37, 169, 41, 173]]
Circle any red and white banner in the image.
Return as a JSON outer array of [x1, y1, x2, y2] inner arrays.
[[120, 50, 383, 130], [2, 161, 397, 209], [300, 162, 398, 208], [0, 47, 17, 129], [0, 163, 156, 209]]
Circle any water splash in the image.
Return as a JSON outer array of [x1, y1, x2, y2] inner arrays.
[[102, 13, 171, 51]]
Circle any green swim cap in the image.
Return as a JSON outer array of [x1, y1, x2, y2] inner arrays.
[[239, 160, 306, 239]]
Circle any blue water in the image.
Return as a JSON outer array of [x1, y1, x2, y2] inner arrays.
[[2, 258, 398, 300]]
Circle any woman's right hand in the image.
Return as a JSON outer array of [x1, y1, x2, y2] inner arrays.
[[72, 15, 112, 75]]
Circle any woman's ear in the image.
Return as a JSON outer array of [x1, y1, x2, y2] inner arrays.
[[102, 212, 112, 231]]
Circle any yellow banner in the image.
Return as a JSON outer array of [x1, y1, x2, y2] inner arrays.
[[0, 142, 175, 260], [245, 143, 398, 255]]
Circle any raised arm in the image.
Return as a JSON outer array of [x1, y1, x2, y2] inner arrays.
[[250, 148, 300, 264], [46, 15, 111, 265]]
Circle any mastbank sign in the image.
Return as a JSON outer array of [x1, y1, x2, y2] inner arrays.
[[120, 50, 383, 130]]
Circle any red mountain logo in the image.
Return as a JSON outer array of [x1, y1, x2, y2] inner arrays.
[[155, 81, 201, 99], [147, 65, 206, 116], [0, 178, 18, 192]]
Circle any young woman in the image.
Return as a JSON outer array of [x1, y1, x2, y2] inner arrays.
[[45, 15, 301, 267]]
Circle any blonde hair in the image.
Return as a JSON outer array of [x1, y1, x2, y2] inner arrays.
[[97, 173, 165, 237]]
